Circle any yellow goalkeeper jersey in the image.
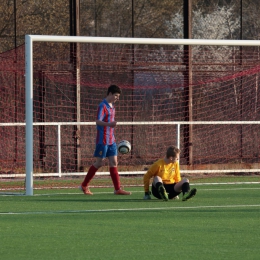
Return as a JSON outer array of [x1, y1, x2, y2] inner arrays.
[[143, 158, 181, 192]]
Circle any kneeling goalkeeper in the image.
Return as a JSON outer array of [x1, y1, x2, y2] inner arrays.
[[143, 146, 197, 201]]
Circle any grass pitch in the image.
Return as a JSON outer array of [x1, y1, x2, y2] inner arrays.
[[1, 182, 260, 260]]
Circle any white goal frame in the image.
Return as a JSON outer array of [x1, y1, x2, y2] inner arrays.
[[25, 35, 260, 195]]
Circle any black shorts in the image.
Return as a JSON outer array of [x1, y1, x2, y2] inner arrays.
[[152, 183, 181, 200]]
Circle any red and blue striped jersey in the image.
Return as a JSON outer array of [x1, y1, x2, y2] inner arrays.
[[96, 99, 116, 145]]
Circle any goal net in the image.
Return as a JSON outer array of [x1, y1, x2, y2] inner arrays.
[[1, 36, 260, 194]]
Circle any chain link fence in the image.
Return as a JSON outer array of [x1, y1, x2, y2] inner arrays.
[[1, 0, 260, 53]]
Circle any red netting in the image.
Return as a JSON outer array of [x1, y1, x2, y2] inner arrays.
[[1, 42, 260, 177]]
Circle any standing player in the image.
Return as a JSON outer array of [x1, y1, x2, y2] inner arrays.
[[80, 85, 131, 195], [143, 146, 197, 201]]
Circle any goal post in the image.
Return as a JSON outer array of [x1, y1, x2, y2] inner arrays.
[[25, 36, 33, 195], [24, 35, 260, 195]]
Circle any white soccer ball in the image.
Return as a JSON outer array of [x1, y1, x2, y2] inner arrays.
[[117, 140, 131, 154]]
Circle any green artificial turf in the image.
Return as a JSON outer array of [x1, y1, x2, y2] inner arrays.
[[0, 183, 260, 260]]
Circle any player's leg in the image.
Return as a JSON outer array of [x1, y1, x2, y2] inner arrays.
[[80, 144, 106, 195], [152, 176, 168, 201], [174, 178, 197, 201], [166, 183, 181, 200], [107, 143, 131, 195]]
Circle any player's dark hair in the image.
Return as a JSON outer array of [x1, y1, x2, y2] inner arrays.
[[166, 146, 180, 159], [107, 84, 122, 95]]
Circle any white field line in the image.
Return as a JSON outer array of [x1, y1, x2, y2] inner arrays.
[[1, 181, 260, 193], [1, 187, 260, 197], [35, 186, 260, 196], [1, 185, 260, 196], [194, 182, 260, 185], [1, 204, 260, 215]]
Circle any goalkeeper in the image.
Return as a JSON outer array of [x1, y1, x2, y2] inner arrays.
[[143, 146, 197, 201]]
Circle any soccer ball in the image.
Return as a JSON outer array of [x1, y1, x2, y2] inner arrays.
[[117, 140, 131, 154]]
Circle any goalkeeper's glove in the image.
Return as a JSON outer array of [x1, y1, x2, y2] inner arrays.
[[143, 191, 151, 200]]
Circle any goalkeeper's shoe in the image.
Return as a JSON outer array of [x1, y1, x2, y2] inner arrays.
[[114, 189, 131, 195], [158, 185, 168, 201], [79, 185, 93, 195], [143, 191, 151, 200], [182, 188, 197, 201]]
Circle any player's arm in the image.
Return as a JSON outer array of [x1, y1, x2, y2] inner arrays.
[[96, 120, 117, 128], [96, 105, 116, 128], [143, 163, 159, 200], [174, 162, 181, 182]]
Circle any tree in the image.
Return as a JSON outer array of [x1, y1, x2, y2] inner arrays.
[[0, 0, 69, 52]]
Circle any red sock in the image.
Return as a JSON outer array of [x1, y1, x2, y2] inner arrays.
[[109, 167, 120, 190], [82, 165, 98, 187]]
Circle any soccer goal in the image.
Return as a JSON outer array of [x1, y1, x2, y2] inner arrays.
[[21, 36, 260, 194]]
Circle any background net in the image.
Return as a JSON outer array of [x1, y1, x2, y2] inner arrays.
[[1, 42, 260, 190]]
